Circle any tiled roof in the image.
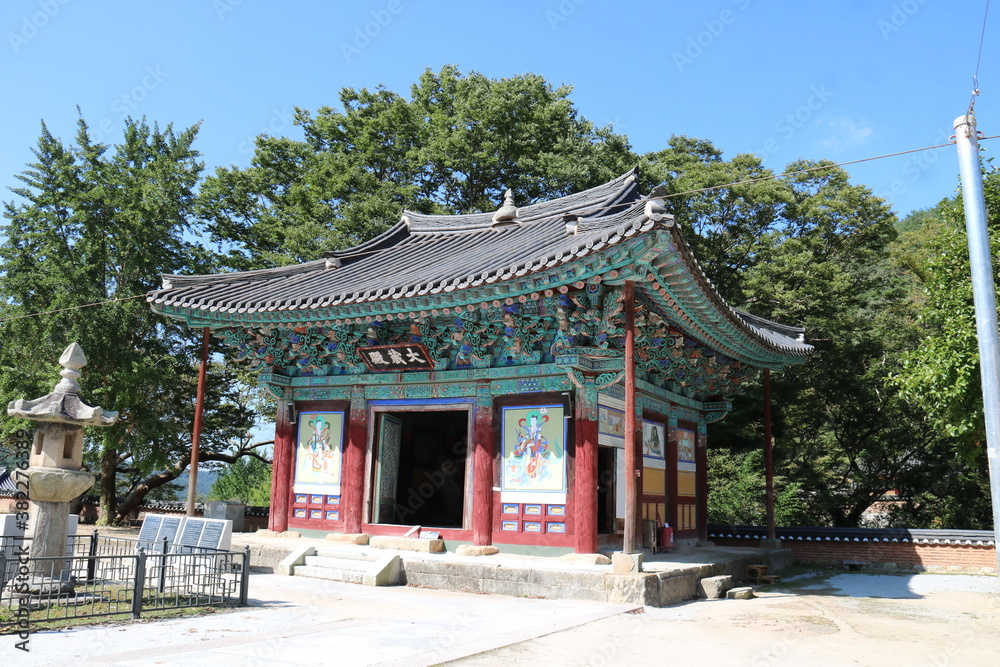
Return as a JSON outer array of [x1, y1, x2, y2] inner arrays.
[[148, 170, 812, 361]]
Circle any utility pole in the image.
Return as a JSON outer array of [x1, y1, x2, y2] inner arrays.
[[953, 112, 1000, 574]]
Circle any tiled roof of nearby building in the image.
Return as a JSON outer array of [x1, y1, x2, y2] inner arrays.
[[0, 468, 18, 495], [148, 170, 812, 363]]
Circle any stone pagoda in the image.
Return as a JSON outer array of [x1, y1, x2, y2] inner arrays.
[[8, 343, 118, 576]]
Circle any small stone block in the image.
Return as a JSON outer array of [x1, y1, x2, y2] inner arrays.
[[611, 552, 644, 574], [455, 545, 500, 556], [326, 533, 370, 545], [370, 536, 445, 552], [279, 531, 302, 539], [727, 586, 755, 600], [560, 553, 612, 565], [277, 546, 315, 576], [698, 574, 734, 599], [255, 529, 280, 538]]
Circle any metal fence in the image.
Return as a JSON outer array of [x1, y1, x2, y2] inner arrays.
[[0, 532, 249, 630]]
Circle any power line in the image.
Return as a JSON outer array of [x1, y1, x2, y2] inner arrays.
[[970, 0, 991, 113], [0, 293, 147, 325], [2, 135, 998, 326]]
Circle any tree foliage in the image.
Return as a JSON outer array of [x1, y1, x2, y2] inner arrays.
[[208, 455, 272, 506], [707, 449, 807, 526], [894, 165, 1000, 451], [0, 117, 262, 523], [198, 65, 635, 269]]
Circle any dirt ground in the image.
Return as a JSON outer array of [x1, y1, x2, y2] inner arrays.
[[445, 572, 1000, 667]]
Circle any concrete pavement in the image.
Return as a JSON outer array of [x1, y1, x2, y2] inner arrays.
[[3, 573, 637, 666]]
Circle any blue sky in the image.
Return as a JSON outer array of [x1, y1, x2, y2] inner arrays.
[[1, 1, 995, 220]]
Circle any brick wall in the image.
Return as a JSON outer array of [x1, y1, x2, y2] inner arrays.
[[713, 536, 997, 574]]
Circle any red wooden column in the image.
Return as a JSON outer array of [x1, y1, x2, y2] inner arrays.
[[696, 424, 708, 543], [623, 280, 637, 554], [574, 379, 599, 554], [342, 385, 368, 534], [472, 381, 495, 546], [666, 416, 679, 532], [268, 400, 293, 532]]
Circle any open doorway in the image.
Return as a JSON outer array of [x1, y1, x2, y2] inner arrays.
[[371, 409, 469, 528]]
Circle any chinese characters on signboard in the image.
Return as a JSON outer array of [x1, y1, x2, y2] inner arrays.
[[357, 343, 434, 372]]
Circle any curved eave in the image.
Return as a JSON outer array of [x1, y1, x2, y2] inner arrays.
[[644, 226, 812, 370], [148, 198, 661, 320]]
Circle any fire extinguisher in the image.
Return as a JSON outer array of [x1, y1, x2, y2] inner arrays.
[[660, 523, 674, 552]]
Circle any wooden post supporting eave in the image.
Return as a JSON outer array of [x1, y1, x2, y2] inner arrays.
[[763, 369, 776, 540], [623, 281, 637, 554], [186, 327, 210, 517]]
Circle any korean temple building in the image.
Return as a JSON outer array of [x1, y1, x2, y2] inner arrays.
[[148, 170, 811, 554]]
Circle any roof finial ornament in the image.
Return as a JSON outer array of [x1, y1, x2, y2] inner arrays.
[[491, 189, 520, 228]]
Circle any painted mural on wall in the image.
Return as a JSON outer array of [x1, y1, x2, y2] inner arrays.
[[642, 420, 665, 459], [599, 406, 625, 438], [677, 427, 696, 463], [501, 405, 566, 494], [294, 411, 344, 493]]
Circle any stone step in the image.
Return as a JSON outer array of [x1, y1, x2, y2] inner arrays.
[[313, 548, 378, 562], [304, 554, 372, 570], [294, 564, 366, 584]]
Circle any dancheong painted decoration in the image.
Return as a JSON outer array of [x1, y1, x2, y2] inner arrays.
[[148, 169, 812, 553]]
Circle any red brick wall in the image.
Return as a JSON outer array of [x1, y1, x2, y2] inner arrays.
[[713, 536, 997, 573]]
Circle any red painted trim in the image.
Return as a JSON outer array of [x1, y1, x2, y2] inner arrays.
[[472, 385, 495, 546], [362, 523, 473, 542], [342, 387, 367, 533], [574, 412, 598, 553], [490, 531, 575, 548], [269, 404, 293, 532]]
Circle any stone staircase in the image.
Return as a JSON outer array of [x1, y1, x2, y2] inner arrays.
[[288, 547, 401, 586]]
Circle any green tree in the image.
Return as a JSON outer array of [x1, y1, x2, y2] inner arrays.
[[0, 117, 262, 523], [708, 449, 806, 526], [198, 65, 636, 269], [647, 140, 942, 526], [894, 167, 1000, 450], [208, 455, 272, 506]]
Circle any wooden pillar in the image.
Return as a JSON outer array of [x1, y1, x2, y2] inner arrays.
[[633, 403, 644, 540], [763, 369, 776, 540], [342, 385, 367, 534], [186, 327, 211, 517], [666, 417, 678, 532], [472, 381, 494, 546], [574, 377, 599, 554], [623, 280, 637, 554], [696, 424, 708, 543], [268, 399, 293, 532]]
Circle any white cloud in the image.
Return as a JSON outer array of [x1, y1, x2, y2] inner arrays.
[[815, 116, 874, 152]]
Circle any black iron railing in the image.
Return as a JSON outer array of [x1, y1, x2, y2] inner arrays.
[[0, 532, 249, 631]]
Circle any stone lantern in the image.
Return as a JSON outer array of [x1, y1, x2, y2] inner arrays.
[[7, 343, 118, 577]]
